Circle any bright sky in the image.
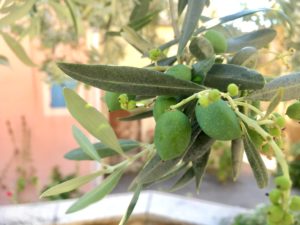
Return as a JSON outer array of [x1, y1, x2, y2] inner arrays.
[[208, 0, 274, 32]]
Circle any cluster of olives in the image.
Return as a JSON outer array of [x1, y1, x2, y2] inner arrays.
[[247, 113, 286, 159], [103, 30, 244, 161], [267, 176, 300, 225]]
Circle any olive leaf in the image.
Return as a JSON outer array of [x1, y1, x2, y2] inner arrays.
[[227, 29, 276, 53], [134, 154, 180, 186], [243, 131, 268, 188], [65, 140, 140, 161], [119, 110, 153, 121], [192, 57, 215, 82], [204, 64, 265, 91], [40, 170, 104, 198], [1, 32, 36, 66], [129, 10, 160, 31], [64, 88, 124, 155], [231, 139, 244, 181], [67, 166, 126, 213], [0, 55, 9, 66], [129, 0, 151, 23], [119, 185, 143, 225], [177, 0, 206, 56], [169, 167, 195, 192], [65, 0, 83, 37], [58, 63, 205, 96], [263, 88, 284, 119], [72, 125, 101, 162], [121, 26, 154, 54], [183, 132, 214, 162], [160, 8, 277, 51], [246, 73, 300, 101], [230, 47, 258, 69], [153, 163, 188, 185], [193, 149, 211, 191], [178, 0, 188, 16], [0, 0, 36, 27], [49, 1, 72, 23]]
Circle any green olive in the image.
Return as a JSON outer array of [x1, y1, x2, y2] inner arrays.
[[104, 91, 121, 111], [153, 96, 177, 121], [195, 99, 242, 140], [154, 110, 192, 160], [275, 176, 292, 191], [165, 64, 192, 81], [286, 102, 300, 120], [204, 30, 228, 53]]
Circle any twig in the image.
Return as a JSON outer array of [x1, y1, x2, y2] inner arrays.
[[168, 0, 180, 38]]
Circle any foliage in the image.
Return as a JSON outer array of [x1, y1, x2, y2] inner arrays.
[[34, 1, 300, 225], [42, 166, 80, 201], [0, 117, 38, 203], [0, 0, 162, 84], [231, 204, 300, 225]]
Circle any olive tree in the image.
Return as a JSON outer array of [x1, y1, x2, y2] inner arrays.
[[12, 0, 298, 225]]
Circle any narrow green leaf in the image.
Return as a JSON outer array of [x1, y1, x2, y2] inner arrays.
[[169, 167, 194, 192], [49, 1, 72, 23], [263, 88, 284, 119], [121, 26, 153, 54], [160, 8, 278, 51], [193, 149, 210, 191], [204, 64, 265, 91], [231, 139, 244, 181], [243, 131, 268, 188], [153, 163, 188, 185], [65, 140, 140, 161], [178, 0, 188, 16], [183, 132, 215, 162], [72, 125, 101, 162], [129, 0, 151, 22], [64, 88, 123, 155], [191, 56, 215, 82], [119, 185, 142, 225], [135, 154, 179, 185], [58, 63, 205, 96], [0, 0, 36, 27], [67, 166, 126, 213], [129, 10, 160, 31], [227, 29, 277, 53], [0, 55, 9, 66], [177, 0, 206, 56], [230, 47, 258, 69], [1, 32, 35, 66], [246, 73, 300, 101], [40, 170, 103, 198], [119, 110, 153, 121], [65, 0, 83, 37]]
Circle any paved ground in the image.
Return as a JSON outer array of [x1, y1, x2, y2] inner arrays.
[[112, 163, 300, 209]]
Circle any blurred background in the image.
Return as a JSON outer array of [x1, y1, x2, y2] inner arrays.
[[1, 1, 300, 224]]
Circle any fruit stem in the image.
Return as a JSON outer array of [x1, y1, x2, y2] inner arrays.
[[257, 120, 274, 126], [170, 92, 199, 110], [234, 101, 264, 118], [236, 111, 290, 211]]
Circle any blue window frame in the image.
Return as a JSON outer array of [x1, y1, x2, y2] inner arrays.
[[50, 80, 77, 108]]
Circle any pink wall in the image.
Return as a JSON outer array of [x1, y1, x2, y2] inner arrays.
[[0, 40, 93, 204]]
